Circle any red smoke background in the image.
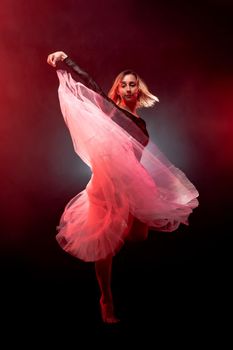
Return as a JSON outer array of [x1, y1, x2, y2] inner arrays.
[[0, 0, 232, 341]]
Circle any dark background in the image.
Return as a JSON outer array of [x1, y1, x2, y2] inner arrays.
[[1, 0, 232, 343]]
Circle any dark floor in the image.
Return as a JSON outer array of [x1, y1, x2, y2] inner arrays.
[[1, 221, 232, 345]]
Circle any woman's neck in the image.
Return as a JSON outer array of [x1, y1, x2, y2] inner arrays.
[[119, 101, 139, 118]]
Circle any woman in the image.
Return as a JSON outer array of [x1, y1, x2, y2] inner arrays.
[[47, 51, 199, 323]]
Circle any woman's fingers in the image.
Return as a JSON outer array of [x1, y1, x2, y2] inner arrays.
[[47, 54, 52, 65], [51, 54, 56, 66], [47, 53, 56, 67]]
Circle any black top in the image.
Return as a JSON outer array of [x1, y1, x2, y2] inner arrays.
[[63, 57, 149, 146]]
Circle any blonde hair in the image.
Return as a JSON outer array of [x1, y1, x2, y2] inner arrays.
[[108, 70, 159, 109]]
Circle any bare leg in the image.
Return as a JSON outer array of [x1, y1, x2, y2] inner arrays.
[[95, 255, 120, 323]]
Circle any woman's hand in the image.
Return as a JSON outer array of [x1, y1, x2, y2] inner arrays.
[[47, 51, 68, 67]]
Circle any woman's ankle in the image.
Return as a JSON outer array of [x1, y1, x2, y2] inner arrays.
[[100, 294, 113, 305]]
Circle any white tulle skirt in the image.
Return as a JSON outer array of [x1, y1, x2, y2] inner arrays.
[[55, 70, 199, 261]]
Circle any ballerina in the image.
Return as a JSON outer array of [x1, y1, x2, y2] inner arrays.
[[47, 51, 199, 323]]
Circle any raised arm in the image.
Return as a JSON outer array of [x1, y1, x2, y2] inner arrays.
[[47, 51, 149, 144], [47, 51, 106, 97]]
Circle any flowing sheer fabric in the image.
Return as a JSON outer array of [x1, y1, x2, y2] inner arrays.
[[56, 70, 199, 262]]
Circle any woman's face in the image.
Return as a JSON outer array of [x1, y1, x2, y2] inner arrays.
[[118, 74, 139, 104]]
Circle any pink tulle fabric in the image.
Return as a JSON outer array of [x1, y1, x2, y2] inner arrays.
[[55, 70, 199, 262]]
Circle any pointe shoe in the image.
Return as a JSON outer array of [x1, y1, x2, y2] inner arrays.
[[100, 298, 120, 324]]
